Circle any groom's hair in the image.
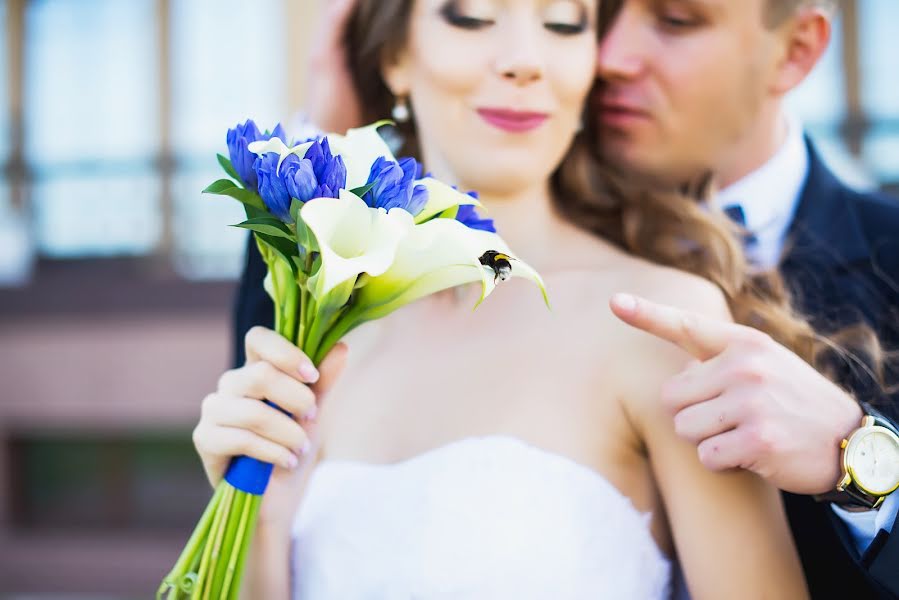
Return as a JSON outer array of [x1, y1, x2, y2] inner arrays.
[[765, 0, 838, 27]]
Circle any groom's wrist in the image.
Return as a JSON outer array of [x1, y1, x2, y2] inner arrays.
[[816, 409, 899, 509]]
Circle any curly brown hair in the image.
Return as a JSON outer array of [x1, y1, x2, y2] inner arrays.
[[343, 0, 886, 392]]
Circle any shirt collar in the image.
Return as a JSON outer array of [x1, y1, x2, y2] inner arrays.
[[715, 114, 809, 236]]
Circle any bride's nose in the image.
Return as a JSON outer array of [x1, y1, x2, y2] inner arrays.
[[498, 58, 543, 85], [493, 22, 545, 86]]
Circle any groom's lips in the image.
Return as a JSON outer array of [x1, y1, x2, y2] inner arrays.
[[477, 108, 549, 133], [597, 98, 651, 128]]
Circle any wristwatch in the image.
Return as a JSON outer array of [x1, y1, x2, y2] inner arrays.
[[820, 412, 899, 509]]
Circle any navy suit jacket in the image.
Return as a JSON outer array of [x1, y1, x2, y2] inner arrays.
[[230, 141, 899, 598], [778, 141, 899, 599]]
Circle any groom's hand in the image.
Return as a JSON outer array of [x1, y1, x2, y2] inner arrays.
[[610, 293, 862, 495]]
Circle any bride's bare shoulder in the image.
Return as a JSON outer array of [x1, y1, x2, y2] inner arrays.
[[578, 253, 732, 421], [613, 254, 731, 322], [550, 221, 730, 321]]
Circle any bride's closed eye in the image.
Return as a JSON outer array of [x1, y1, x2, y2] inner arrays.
[[439, 0, 497, 30], [439, 0, 591, 35], [542, 1, 590, 35]]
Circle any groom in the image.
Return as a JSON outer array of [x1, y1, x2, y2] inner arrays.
[[232, 0, 899, 596], [596, 0, 899, 597]]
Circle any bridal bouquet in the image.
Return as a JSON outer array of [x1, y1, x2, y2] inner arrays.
[[157, 120, 547, 599]]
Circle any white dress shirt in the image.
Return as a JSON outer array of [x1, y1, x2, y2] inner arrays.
[[716, 115, 898, 556], [715, 114, 808, 269]]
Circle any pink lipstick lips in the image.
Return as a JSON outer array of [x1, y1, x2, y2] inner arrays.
[[477, 108, 549, 132]]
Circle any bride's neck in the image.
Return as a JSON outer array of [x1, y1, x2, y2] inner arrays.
[[475, 181, 563, 272], [421, 153, 589, 272]]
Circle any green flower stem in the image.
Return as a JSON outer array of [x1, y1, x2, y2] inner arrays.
[[297, 253, 315, 349], [312, 307, 365, 366], [297, 287, 308, 348], [304, 289, 356, 365], [220, 491, 256, 599], [269, 258, 292, 339], [178, 546, 204, 597], [208, 490, 246, 599], [228, 494, 262, 600], [200, 484, 235, 600], [156, 484, 225, 600], [304, 313, 332, 366], [192, 484, 234, 599], [299, 284, 316, 351], [281, 284, 299, 344]]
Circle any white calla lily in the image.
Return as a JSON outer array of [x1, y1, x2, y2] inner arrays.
[[301, 188, 414, 301], [310, 218, 547, 363], [355, 218, 547, 321], [413, 178, 483, 224], [325, 121, 398, 189]]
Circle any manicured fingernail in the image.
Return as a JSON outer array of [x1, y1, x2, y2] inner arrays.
[[286, 453, 299, 470], [614, 293, 636, 313], [304, 404, 318, 421], [299, 362, 319, 383], [301, 440, 313, 456]]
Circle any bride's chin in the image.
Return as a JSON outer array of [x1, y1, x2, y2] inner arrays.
[[453, 164, 554, 198]]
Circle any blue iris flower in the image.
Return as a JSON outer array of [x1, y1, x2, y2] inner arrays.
[[455, 192, 496, 233], [253, 137, 347, 223], [303, 138, 347, 196], [254, 152, 293, 222], [226, 119, 289, 191], [281, 155, 318, 204], [362, 156, 428, 216]]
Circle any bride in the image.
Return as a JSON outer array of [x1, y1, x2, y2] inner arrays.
[[194, 0, 810, 597]]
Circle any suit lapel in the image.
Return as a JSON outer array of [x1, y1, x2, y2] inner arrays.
[[781, 139, 871, 275], [779, 140, 875, 329]]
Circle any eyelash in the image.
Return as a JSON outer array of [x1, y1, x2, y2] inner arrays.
[[545, 22, 587, 35], [659, 14, 699, 30], [439, 2, 587, 36], [439, 3, 494, 29]]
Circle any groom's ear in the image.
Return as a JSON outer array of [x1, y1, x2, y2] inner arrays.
[[768, 7, 832, 95]]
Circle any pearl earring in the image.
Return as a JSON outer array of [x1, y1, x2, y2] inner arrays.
[[392, 96, 410, 123]]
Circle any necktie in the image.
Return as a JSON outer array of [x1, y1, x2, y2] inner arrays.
[[723, 204, 758, 247]]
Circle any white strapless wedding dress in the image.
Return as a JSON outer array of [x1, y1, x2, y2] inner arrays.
[[291, 435, 675, 599]]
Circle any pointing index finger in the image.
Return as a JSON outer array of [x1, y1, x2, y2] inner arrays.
[[610, 293, 736, 361]]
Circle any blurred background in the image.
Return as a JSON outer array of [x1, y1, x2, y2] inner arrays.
[[0, 0, 897, 597]]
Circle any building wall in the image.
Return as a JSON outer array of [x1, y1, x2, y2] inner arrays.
[[0, 261, 236, 594]]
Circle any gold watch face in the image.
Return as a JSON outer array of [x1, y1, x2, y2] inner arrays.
[[847, 426, 899, 496]]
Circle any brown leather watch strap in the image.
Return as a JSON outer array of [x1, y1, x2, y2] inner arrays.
[[815, 486, 881, 509]]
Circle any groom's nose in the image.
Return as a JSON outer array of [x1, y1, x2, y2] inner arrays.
[[596, 6, 647, 82]]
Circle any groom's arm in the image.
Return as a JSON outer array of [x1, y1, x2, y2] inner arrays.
[[610, 293, 899, 597], [827, 493, 899, 598], [839, 221, 899, 597], [865, 514, 899, 598], [614, 281, 809, 598]]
